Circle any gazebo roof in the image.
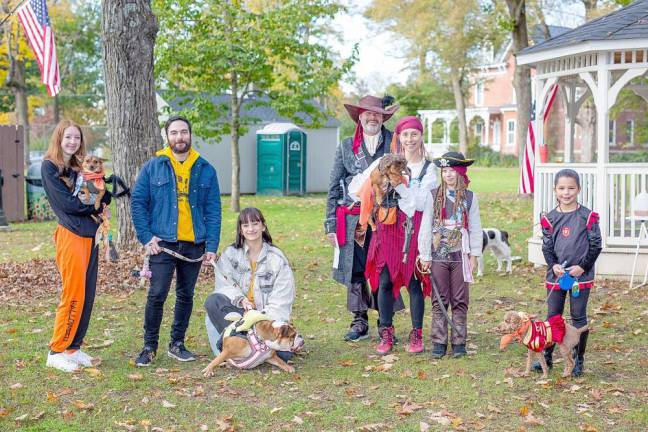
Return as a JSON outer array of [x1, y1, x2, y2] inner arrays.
[[519, 0, 648, 63]]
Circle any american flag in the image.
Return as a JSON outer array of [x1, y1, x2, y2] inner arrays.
[[17, 0, 60, 96], [519, 83, 559, 194]]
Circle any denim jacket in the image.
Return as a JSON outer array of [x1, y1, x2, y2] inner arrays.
[[213, 243, 295, 323], [131, 153, 221, 252]]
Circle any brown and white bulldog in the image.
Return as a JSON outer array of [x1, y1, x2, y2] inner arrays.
[[202, 311, 304, 376]]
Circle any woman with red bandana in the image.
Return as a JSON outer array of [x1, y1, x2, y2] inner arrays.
[[418, 152, 482, 359], [349, 116, 437, 355]]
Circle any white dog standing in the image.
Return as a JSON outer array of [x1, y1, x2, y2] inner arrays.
[[477, 228, 514, 276]]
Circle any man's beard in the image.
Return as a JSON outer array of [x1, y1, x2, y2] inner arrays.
[[361, 121, 381, 136], [171, 139, 191, 154]]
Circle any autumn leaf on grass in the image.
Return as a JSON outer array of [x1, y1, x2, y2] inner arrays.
[[87, 339, 114, 349], [358, 423, 386, 432], [524, 413, 545, 426], [161, 400, 176, 408], [397, 400, 423, 417], [270, 407, 283, 414], [73, 400, 94, 411], [519, 405, 529, 416], [215, 415, 235, 432], [32, 411, 45, 420], [337, 360, 356, 367], [0, 408, 10, 417], [84, 368, 102, 377], [9, 383, 23, 390], [504, 367, 525, 378], [590, 389, 602, 401], [374, 363, 393, 372], [580, 424, 598, 432], [429, 411, 453, 426], [192, 385, 206, 397], [382, 354, 398, 363], [127, 372, 143, 381], [292, 416, 304, 425], [420, 422, 430, 432], [417, 370, 427, 380]]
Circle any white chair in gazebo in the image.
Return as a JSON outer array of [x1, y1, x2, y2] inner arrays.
[[517, 0, 648, 279]]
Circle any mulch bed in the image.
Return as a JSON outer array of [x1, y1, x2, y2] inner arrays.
[[0, 250, 214, 305]]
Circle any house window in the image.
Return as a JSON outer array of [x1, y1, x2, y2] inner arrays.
[[507, 120, 516, 146], [493, 121, 501, 147], [475, 122, 483, 145], [627, 119, 635, 145], [609, 120, 616, 146], [475, 81, 484, 107]]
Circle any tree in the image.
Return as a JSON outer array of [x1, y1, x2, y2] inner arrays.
[[501, 0, 532, 165], [366, 0, 497, 156], [102, 0, 161, 249], [154, 0, 354, 212]]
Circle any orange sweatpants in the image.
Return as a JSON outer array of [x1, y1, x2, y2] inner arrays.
[[50, 225, 94, 352]]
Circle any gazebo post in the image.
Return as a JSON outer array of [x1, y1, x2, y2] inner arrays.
[[533, 75, 545, 226], [595, 52, 610, 247]]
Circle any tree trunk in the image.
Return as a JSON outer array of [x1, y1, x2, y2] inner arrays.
[[230, 74, 241, 213], [505, 0, 532, 166], [102, 0, 161, 250], [450, 69, 468, 155], [53, 94, 60, 125]]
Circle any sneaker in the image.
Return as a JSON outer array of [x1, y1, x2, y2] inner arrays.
[[167, 341, 196, 362], [344, 327, 369, 341], [66, 350, 94, 367], [431, 343, 447, 359], [136, 346, 156, 367], [407, 328, 424, 354], [452, 344, 467, 358], [46, 352, 80, 373], [376, 326, 394, 355]]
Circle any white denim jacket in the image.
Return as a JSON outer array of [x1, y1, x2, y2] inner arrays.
[[213, 242, 295, 323]]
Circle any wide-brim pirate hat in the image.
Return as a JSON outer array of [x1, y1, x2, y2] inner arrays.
[[433, 151, 475, 168], [344, 95, 400, 123]]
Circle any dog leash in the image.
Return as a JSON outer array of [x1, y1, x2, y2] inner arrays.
[[132, 245, 213, 286]]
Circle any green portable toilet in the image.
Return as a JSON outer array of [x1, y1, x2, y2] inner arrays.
[[256, 123, 307, 195]]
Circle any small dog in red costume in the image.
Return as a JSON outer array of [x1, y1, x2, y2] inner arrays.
[[498, 311, 588, 378]]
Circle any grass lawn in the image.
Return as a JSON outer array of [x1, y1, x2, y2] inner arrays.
[[1, 168, 646, 431]]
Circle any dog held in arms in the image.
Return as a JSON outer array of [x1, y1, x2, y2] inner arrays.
[[497, 311, 588, 378], [358, 154, 408, 232], [202, 310, 304, 376], [61, 155, 117, 261], [477, 228, 513, 277]]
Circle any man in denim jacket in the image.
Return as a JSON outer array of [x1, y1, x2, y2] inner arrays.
[[131, 115, 221, 366]]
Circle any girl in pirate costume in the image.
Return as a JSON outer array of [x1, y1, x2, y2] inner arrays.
[[534, 169, 602, 376], [349, 116, 437, 355], [418, 152, 482, 359]]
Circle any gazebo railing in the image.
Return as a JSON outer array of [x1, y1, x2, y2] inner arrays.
[[607, 163, 648, 245], [535, 163, 648, 247], [535, 163, 597, 218]]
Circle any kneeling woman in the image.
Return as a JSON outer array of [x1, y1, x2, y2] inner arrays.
[[204, 207, 296, 362]]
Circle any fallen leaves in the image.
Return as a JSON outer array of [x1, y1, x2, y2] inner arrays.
[[73, 400, 94, 411], [358, 423, 386, 431], [161, 400, 176, 408], [396, 400, 424, 417], [215, 415, 235, 432], [84, 368, 102, 377], [127, 373, 143, 381]]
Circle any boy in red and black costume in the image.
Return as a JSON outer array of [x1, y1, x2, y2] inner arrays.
[[538, 168, 602, 376]]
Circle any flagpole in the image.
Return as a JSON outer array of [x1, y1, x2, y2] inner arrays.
[[0, 0, 29, 28]]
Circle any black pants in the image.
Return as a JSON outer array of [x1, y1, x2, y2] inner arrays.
[[143, 240, 204, 351], [546, 288, 590, 328], [68, 242, 99, 350], [377, 267, 423, 328], [204, 293, 293, 362]]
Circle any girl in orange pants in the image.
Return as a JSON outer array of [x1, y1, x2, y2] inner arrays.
[[41, 120, 110, 372]]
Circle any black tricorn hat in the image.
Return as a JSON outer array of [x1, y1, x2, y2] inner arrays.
[[433, 151, 475, 168]]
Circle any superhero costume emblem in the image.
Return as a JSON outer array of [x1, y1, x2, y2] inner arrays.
[[561, 226, 571, 238]]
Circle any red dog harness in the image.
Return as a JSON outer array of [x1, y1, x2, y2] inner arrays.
[[521, 315, 566, 352]]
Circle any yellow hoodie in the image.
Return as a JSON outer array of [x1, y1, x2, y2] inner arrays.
[[156, 146, 200, 242]]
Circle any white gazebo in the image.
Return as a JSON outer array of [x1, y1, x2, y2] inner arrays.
[[418, 107, 492, 156], [517, 0, 648, 278]]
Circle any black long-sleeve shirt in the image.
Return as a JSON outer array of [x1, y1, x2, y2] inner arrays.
[[41, 160, 111, 238]]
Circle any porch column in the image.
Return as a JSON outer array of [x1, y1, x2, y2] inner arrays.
[[562, 83, 577, 163], [443, 119, 450, 144], [427, 116, 434, 146], [533, 76, 545, 227], [595, 52, 610, 246]]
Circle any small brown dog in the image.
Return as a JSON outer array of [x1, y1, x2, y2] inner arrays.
[[359, 154, 408, 231], [498, 311, 588, 378], [78, 155, 106, 211], [202, 312, 304, 376]]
